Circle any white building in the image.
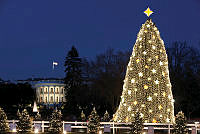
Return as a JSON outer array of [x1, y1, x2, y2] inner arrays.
[[35, 80, 66, 106]]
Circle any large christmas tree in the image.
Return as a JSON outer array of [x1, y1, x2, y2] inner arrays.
[[114, 8, 174, 123]]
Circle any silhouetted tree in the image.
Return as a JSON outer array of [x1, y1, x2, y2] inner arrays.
[[0, 82, 35, 118], [89, 48, 131, 115], [167, 41, 200, 119], [64, 46, 83, 116]]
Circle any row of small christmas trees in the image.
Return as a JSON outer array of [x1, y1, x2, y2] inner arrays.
[[0, 107, 62, 133], [0, 106, 109, 133], [81, 109, 110, 122], [129, 111, 188, 134], [0, 106, 189, 134]]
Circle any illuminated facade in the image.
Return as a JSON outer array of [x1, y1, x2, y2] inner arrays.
[[35, 80, 66, 105]]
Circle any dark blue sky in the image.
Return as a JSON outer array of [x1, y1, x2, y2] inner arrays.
[[0, 0, 200, 80]]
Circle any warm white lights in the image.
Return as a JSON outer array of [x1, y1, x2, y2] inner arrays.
[[158, 105, 162, 110], [148, 77, 151, 81], [147, 96, 152, 101], [99, 130, 103, 134], [128, 106, 131, 111], [163, 92, 166, 97], [128, 90, 131, 95], [34, 129, 39, 133], [141, 104, 145, 107], [152, 69, 156, 73], [113, 19, 174, 123], [131, 78, 135, 83], [155, 80, 159, 84], [143, 51, 147, 55], [12, 129, 17, 132], [159, 61, 163, 66], [144, 85, 148, 89], [122, 98, 124, 103], [166, 118, 170, 123], [139, 72, 143, 77], [162, 72, 165, 76], [134, 101, 137, 105]]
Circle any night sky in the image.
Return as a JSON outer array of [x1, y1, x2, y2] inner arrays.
[[0, 0, 200, 81]]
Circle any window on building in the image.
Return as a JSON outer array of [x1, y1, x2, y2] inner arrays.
[[57, 88, 59, 93], [45, 88, 47, 93], [56, 97, 59, 102], [61, 88, 64, 94], [62, 97, 64, 102], [40, 88, 43, 93], [51, 96, 53, 102], [40, 97, 43, 102], [51, 88, 53, 93], [46, 97, 48, 102]]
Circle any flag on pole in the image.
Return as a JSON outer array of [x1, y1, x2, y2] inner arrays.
[[53, 61, 58, 70]]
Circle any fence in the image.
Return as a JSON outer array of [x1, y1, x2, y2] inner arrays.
[[7, 120, 200, 134]]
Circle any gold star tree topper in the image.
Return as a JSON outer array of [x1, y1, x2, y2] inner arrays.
[[144, 7, 153, 17]]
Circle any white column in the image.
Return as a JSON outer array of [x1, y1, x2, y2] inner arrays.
[[63, 121, 65, 132], [113, 121, 115, 134], [54, 86, 55, 104], [168, 124, 170, 134], [42, 121, 44, 132], [48, 87, 49, 105]]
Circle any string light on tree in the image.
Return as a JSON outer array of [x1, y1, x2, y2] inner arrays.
[[143, 51, 147, 55], [113, 7, 174, 123], [147, 96, 152, 101], [139, 72, 143, 77], [152, 69, 156, 73], [155, 80, 159, 85], [131, 78, 135, 83]]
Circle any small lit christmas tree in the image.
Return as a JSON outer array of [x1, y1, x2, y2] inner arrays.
[[48, 109, 62, 134], [103, 111, 110, 122], [130, 112, 144, 134], [172, 111, 188, 134], [88, 107, 100, 133], [35, 112, 41, 121], [0, 107, 9, 133], [81, 110, 86, 121], [17, 109, 32, 133], [114, 8, 174, 123]]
